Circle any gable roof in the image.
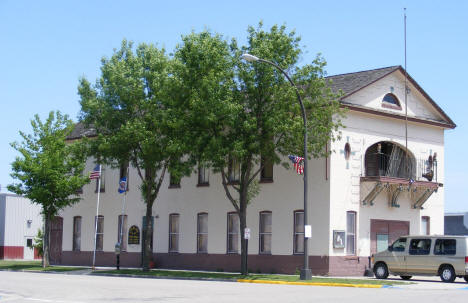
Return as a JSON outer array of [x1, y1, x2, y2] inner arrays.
[[327, 66, 401, 97], [68, 122, 96, 140], [326, 66, 456, 129]]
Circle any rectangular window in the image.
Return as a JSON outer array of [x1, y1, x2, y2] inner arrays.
[[409, 238, 431, 255], [259, 212, 272, 254], [95, 215, 104, 251], [95, 166, 105, 193], [169, 174, 181, 188], [376, 234, 389, 253], [421, 216, 430, 235], [346, 211, 356, 255], [227, 212, 239, 253], [228, 157, 240, 183], [198, 165, 209, 186], [76, 173, 84, 194], [390, 237, 407, 252], [197, 213, 208, 253], [119, 162, 129, 191], [117, 215, 127, 251], [434, 239, 456, 255], [293, 211, 304, 254], [169, 214, 179, 252], [73, 216, 81, 251], [260, 157, 273, 182]]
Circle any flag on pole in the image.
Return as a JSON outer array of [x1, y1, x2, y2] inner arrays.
[[118, 176, 127, 194], [89, 164, 101, 179], [288, 155, 304, 175]]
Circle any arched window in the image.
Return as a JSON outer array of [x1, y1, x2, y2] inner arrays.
[[382, 93, 401, 110], [128, 225, 140, 245], [364, 141, 415, 179]]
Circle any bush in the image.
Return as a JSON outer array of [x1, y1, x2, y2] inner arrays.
[[33, 229, 43, 257]]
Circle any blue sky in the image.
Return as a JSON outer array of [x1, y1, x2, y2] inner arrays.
[[0, 1, 466, 212]]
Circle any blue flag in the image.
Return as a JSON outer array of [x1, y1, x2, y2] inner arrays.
[[118, 176, 127, 193]]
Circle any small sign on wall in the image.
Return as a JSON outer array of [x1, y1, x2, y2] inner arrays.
[[305, 225, 312, 238], [333, 230, 346, 248]]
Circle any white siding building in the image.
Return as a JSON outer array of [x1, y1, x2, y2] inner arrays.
[[0, 193, 42, 260], [57, 66, 455, 275]]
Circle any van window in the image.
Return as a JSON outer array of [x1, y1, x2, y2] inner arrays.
[[434, 239, 456, 255], [409, 239, 431, 255], [390, 238, 406, 252]]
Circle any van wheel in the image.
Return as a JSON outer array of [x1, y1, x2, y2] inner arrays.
[[374, 263, 389, 279], [440, 265, 456, 283], [400, 276, 412, 280]]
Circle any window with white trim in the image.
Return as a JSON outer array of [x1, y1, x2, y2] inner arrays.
[[346, 211, 356, 255]]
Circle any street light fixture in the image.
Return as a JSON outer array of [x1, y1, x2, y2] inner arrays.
[[241, 53, 312, 280]]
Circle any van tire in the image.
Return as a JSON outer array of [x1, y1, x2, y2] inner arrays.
[[374, 262, 389, 279], [439, 265, 456, 283], [400, 276, 412, 280]]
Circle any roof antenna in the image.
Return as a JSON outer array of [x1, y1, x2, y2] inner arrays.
[[404, 7, 409, 180]]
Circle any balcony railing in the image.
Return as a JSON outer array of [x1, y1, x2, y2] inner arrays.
[[364, 153, 438, 183]]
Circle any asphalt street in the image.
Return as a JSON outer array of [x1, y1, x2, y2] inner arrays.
[[0, 271, 467, 303]]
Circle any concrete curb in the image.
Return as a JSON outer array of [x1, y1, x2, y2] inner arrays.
[[237, 279, 385, 288]]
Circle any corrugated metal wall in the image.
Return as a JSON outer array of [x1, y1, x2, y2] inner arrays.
[[0, 194, 42, 259], [0, 195, 6, 245]]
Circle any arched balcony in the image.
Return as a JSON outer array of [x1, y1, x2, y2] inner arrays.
[[364, 141, 416, 180], [361, 141, 440, 209]]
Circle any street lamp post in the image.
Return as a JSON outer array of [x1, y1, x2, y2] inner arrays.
[[241, 53, 312, 280]]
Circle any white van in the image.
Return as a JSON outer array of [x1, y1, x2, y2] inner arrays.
[[372, 235, 468, 282]]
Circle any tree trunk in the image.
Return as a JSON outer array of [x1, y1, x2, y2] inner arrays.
[[142, 202, 153, 272], [42, 214, 51, 268], [239, 207, 247, 275]]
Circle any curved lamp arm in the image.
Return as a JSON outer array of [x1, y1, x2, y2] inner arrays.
[[241, 53, 311, 280]]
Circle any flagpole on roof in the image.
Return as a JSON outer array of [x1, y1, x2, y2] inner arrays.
[[92, 164, 102, 270]]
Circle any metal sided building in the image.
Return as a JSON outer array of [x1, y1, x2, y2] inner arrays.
[[0, 193, 42, 260]]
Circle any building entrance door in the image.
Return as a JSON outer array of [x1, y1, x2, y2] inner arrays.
[[49, 216, 63, 264], [370, 219, 409, 255], [23, 237, 34, 260]]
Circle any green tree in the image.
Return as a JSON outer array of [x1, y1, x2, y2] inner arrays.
[[78, 40, 192, 271], [176, 24, 344, 275], [8, 111, 89, 267]]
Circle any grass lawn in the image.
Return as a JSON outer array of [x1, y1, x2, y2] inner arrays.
[[0, 260, 86, 272], [94, 269, 407, 285]]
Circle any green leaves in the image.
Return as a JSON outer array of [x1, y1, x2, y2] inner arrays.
[[8, 111, 89, 216]]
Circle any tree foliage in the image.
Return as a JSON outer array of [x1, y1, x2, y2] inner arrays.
[[78, 40, 193, 271], [8, 111, 89, 267], [176, 23, 344, 274]]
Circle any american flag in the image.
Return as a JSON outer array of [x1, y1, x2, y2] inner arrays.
[[288, 155, 304, 175], [89, 164, 101, 179]]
